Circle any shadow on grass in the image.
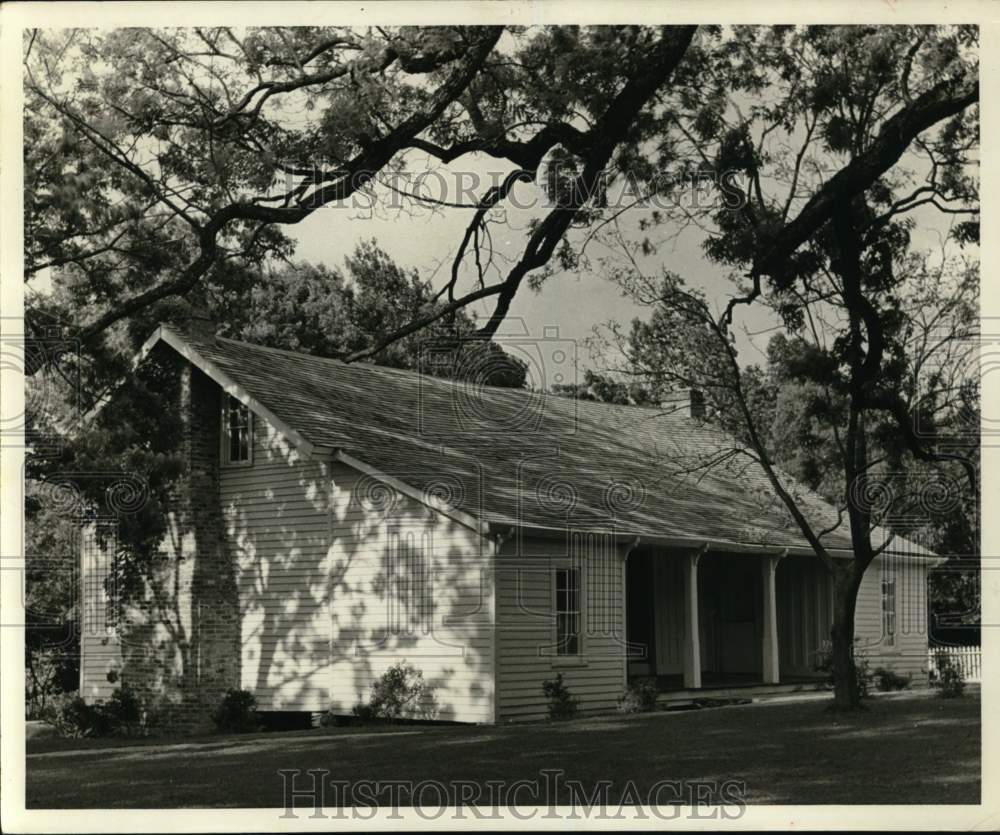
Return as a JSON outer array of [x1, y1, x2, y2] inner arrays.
[[27, 692, 980, 808]]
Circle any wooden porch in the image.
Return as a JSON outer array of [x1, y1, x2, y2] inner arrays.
[[654, 678, 830, 708], [625, 546, 835, 690]]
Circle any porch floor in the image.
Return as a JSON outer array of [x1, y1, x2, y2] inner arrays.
[[650, 672, 827, 692], [638, 673, 830, 708]]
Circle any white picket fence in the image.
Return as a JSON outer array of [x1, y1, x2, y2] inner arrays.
[[928, 645, 981, 684]]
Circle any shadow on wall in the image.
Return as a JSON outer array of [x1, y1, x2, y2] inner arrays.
[[117, 366, 240, 731], [326, 465, 494, 723]]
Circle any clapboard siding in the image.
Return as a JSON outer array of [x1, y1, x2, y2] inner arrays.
[[496, 534, 626, 721], [220, 420, 332, 711], [327, 463, 495, 723], [855, 552, 932, 681]]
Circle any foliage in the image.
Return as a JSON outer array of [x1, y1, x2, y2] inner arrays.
[[352, 663, 438, 722], [541, 673, 579, 720], [25, 25, 975, 372], [931, 651, 966, 698], [51, 686, 148, 738], [212, 688, 261, 733], [617, 677, 660, 714], [24, 481, 82, 718], [22, 25, 702, 356], [26, 649, 79, 720], [551, 368, 656, 406], [873, 668, 911, 692], [219, 241, 528, 387]]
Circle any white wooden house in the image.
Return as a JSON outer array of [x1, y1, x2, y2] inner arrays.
[[79, 320, 940, 729]]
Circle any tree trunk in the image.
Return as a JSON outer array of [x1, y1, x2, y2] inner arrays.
[[830, 564, 864, 710]]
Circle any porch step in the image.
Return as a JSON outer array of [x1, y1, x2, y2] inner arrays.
[[656, 680, 829, 708]]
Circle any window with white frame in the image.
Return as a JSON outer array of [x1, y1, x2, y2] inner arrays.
[[222, 396, 252, 464], [555, 567, 581, 656], [881, 573, 897, 647]]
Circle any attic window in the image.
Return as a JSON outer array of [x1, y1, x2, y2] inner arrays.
[[222, 396, 253, 465]]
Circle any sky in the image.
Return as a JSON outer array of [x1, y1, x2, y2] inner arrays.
[[286, 146, 966, 393], [286, 150, 786, 392]]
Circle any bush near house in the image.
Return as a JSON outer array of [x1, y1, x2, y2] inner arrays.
[[542, 673, 578, 720], [931, 651, 966, 699], [212, 688, 261, 733], [51, 685, 148, 738], [873, 668, 911, 692], [25, 648, 79, 720], [617, 677, 660, 714], [352, 663, 438, 723]]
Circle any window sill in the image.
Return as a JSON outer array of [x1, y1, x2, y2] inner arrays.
[[551, 657, 589, 669], [220, 459, 254, 469]]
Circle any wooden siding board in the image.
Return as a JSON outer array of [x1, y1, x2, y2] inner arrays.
[[221, 421, 332, 711], [495, 536, 627, 721], [854, 554, 932, 681]]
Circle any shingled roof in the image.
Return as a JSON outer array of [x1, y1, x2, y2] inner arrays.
[[144, 323, 932, 558]]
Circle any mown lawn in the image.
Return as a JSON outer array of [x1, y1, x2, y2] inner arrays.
[[26, 691, 979, 809]]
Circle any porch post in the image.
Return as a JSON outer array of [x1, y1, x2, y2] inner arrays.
[[621, 537, 641, 689], [682, 548, 704, 689], [762, 552, 784, 685]]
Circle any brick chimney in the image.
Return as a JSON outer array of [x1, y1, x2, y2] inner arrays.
[[660, 388, 705, 419], [176, 300, 217, 342]]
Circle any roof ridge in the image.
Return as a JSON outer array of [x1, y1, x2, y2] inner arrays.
[[210, 330, 664, 411]]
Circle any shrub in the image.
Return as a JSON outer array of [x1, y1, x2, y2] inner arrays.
[[350, 702, 377, 722], [25, 648, 79, 719], [873, 667, 911, 692], [542, 673, 578, 720], [617, 677, 660, 714], [932, 652, 966, 699], [51, 696, 95, 738], [51, 686, 148, 738], [353, 663, 438, 723], [212, 688, 260, 733]]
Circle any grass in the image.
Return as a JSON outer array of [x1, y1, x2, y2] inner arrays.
[[26, 691, 980, 809]]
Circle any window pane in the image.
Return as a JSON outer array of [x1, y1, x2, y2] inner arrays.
[[557, 613, 579, 655], [567, 570, 578, 611], [556, 575, 567, 611], [555, 568, 580, 656], [565, 629, 578, 656], [882, 576, 896, 644], [226, 397, 251, 462]]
